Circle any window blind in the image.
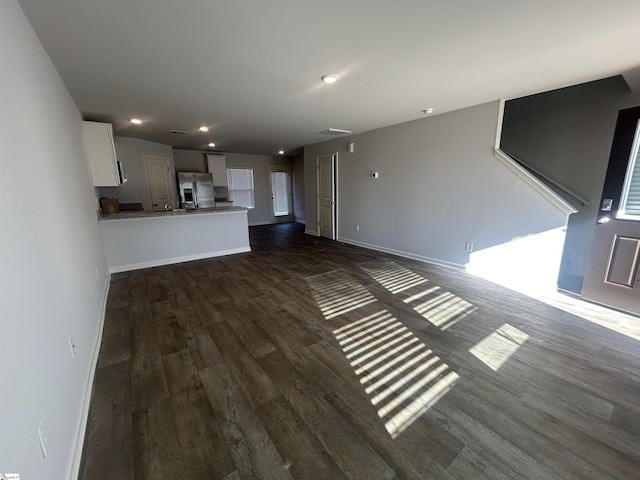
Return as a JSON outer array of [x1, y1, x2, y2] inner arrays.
[[227, 168, 255, 208], [623, 149, 640, 217], [621, 120, 640, 219]]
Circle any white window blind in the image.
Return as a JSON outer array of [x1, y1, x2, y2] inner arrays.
[[620, 120, 640, 219], [227, 168, 255, 208]]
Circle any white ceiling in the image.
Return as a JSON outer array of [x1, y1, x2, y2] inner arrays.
[[17, 0, 640, 155]]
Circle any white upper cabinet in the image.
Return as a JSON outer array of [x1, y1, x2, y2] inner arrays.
[[82, 121, 121, 186], [206, 154, 227, 186]]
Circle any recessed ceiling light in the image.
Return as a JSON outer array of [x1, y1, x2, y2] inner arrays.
[[321, 73, 340, 84], [130, 118, 142, 124], [278, 150, 285, 155], [208, 142, 216, 147], [199, 126, 209, 132]]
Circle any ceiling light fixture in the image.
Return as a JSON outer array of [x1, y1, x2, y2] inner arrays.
[[199, 126, 209, 132], [321, 73, 340, 84], [130, 118, 142, 124], [278, 150, 285, 155], [421, 108, 434, 115], [208, 142, 216, 147]]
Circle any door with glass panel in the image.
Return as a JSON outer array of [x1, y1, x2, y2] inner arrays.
[[269, 166, 292, 223], [582, 106, 640, 315]]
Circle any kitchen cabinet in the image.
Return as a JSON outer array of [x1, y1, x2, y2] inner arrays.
[[82, 121, 122, 187], [206, 154, 227, 187]]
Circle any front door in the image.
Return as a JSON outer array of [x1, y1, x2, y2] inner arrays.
[[145, 156, 174, 211], [317, 153, 336, 239], [582, 106, 640, 315]]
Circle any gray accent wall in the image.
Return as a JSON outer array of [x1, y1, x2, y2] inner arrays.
[[304, 101, 567, 268], [501, 76, 640, 291], [1, 0, 109, 477]]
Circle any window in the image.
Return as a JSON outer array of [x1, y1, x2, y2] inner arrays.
[[227, 168, 255, 208], [271, 169, 291, 216], [619, 119, 640, 220]]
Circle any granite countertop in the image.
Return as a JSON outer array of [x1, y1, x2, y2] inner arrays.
[[99, 206, 248, 220]]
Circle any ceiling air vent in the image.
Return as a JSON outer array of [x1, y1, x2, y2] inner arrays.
[[170, 130, 187, 135], [320, 128, 352, 135]]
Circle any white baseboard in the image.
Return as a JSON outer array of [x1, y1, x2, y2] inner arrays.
[[337, 236, 464, 270], [305, 229, 319, 236], [294, 219, 306, 225], [65, 272, 111, 480], [108, 247, 251, 273]]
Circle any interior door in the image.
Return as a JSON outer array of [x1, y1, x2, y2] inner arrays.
[[582, 106, 640, 315], [269, 166, 292, 223], [317, 153, 336, 239], [145, 156, 174, 211]]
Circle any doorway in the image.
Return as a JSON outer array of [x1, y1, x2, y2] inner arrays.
[[317, 153, 336, 239], [269, 166, 292, 223], [144, 156, 174, 211], [582, 106, 640, 316]]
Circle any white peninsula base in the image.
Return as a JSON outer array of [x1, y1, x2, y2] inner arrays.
[[99, 208, 250, 273]]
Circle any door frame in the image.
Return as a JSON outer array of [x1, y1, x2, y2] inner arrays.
[[144, 155, 174, 211], [316, 152, 338, 239], [268, 165, 293, 223]]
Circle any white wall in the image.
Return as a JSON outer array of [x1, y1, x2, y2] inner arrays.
[[304, 101, 567, 282], [501, 76, 640, 292], [100, 136, 176, 211], [0, 1, 109, 478]]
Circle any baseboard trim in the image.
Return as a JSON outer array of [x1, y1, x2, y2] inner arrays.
[[65, 271, 111, 480], [108, 247, 251, 273], [294, 219, 306, 225], [337, 237, 464, 270], [305, 229, 319, 236]]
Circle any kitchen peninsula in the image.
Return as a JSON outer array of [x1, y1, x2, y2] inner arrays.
[[99, 206, 250, 272]]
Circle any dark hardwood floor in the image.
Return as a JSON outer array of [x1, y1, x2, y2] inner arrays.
[[80, 223, 640, 479]]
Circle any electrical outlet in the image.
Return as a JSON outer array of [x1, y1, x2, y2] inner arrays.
[[69, 337, 76, 358], [37, 415, 48, 458], [354, 224, 360, 231], [465, 241, 474, 252]]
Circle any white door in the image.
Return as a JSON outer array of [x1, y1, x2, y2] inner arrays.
[[582, 106, 640, 315], [317, 153, 336, 239], [269, 166, 292, 223], [145, 156, 174, 211]]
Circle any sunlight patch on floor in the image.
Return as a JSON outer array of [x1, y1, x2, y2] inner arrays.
[[333, 308, 458, 439], [361, 261, 428, 294], [469, 323, 529, 371], [307, 270, 377, 319], [361, 261, 477, 330]]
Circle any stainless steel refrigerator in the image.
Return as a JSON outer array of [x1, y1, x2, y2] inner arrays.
[[177, 172, 216, 209]]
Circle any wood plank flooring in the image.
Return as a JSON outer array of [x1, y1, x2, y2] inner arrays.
[[80, 223, 640, 479]]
